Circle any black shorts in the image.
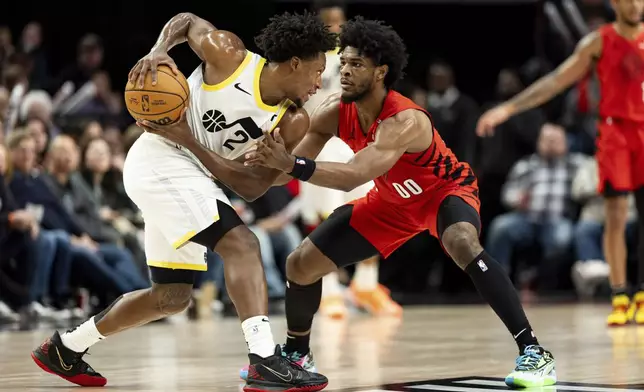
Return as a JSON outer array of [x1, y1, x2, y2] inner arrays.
[[309, 195, 480, 268], [149, 200, 244, 285]]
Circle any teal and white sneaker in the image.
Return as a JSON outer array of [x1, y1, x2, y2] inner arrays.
[[505, 345, 556, 388], [239, 345, 317, 380]]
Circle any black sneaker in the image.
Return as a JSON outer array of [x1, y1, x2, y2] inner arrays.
[[31, 331, 107, 387], [244, 345, 328, 392]]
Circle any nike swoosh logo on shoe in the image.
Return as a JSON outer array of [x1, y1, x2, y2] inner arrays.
[[261, 364, 293, 382], [55, 347, 73, 371]]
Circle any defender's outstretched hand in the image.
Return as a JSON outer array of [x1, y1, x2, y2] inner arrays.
[[244, 129, 295, 172]]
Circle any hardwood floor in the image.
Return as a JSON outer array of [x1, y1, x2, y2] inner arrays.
[[2, 304, 644, 391]]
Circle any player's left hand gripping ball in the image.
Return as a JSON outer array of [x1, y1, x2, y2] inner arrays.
[[244, 128, 294, 171], [137, 108, 195, 149]]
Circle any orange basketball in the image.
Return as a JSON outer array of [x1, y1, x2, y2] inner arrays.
[[124, 65, 190, 125]]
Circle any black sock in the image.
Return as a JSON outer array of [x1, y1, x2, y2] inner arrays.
[[284, 279, 322, 355], [612, 286, 628, 297], [465, 251, 539, 353]]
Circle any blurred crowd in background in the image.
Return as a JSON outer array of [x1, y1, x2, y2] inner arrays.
[[0, 0, 635, 326]]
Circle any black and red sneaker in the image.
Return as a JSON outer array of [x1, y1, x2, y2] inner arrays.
[[244, 345, 328, 392], [31, 331, 107, 387]]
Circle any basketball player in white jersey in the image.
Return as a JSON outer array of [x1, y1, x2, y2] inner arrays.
[[300, 1, 402, 320], [31, 11, 335, 392]]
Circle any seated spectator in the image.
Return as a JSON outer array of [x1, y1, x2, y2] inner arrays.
[[80, 136, 145, 267], [0, 141, 71, 320], [570, 156, 637, 297], [23, 116, 50, 167], [42, 135, 149, 287], [7, 130, 146, 311], [486, 124, 586, 291]]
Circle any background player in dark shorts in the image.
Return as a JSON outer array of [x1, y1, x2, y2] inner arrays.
[[245, 16, 556, 389]]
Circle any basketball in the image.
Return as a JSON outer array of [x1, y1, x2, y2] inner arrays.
[[124, 65, 190, 125]]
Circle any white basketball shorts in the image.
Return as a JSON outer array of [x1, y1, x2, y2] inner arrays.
[[123, 133, 231, 271]]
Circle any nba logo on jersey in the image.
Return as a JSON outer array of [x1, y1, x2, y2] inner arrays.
[[477, 260, 488, 272]]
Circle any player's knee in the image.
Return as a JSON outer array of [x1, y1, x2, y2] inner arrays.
[[285, 245, 317, 285], [605, 197, 629, 228], [286, 246, 306, 283], [151, 283, 193, 315], [441, 222, 483, 270], [286, 240, 335, 285], [216, 225, 261, 261]]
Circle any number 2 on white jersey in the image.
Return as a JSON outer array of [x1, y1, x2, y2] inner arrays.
[[392, 179, 423, 199]]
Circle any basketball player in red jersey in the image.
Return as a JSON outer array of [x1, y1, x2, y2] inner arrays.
[[245, 17, 556, 388], [477, 0, 644, 327]]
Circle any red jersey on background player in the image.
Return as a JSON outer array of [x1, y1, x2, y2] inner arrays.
[[477, 0, 644, 327], [245, 16, 556, 388]]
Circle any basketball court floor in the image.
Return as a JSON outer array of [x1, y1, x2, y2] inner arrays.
[[1, 304, 644, 391]]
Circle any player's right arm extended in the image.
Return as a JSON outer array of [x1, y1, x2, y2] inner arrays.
[[271, 94, 340, 185], [505, 32, 601, 115]]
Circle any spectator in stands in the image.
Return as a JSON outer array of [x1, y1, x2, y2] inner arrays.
[[3, 61, 30, 132], [0, 26, 14, 80], [49, 34, 121, 118], [486, 123, 585, 290], [571, 157, 636, 297], [80, 137, 145, 269], [23, 117, 50, 167], [19, 89, 59, 136], [0, 143, 26, 322], [43, 135, 148, 286], [7, 130, 145, 310], [18, 22, 48, 90], [477, 68, 545, 238], [425, 60, 479, 165], [0, 86, 9, 123], [0, 140, 72, 320], [102, 124, 125, 171]]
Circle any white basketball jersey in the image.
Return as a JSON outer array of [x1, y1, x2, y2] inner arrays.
[[185, 51, 293, 161], [303, 48, 341, 115]]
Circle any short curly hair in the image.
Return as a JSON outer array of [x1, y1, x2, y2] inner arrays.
[[339, 17, 408, 88], [255, 11, 337, 63]]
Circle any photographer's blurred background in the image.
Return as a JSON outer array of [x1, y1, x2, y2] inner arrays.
[[0, 0, 624, 325]]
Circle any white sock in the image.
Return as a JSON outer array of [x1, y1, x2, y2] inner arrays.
[[60, 316, 105, 353], [322, 271, 343, 298], [353, 261, 378, 291], [241, 315, 276, 358]]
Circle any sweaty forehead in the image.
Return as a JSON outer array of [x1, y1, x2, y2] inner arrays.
[[339, 47, 374, 65]]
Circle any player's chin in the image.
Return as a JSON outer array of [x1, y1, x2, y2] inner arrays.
[[340, 91, 359, 103]]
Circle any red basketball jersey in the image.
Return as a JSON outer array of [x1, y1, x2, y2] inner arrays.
[[337, 90, 478, 207], [597, 24, 644, 122]]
